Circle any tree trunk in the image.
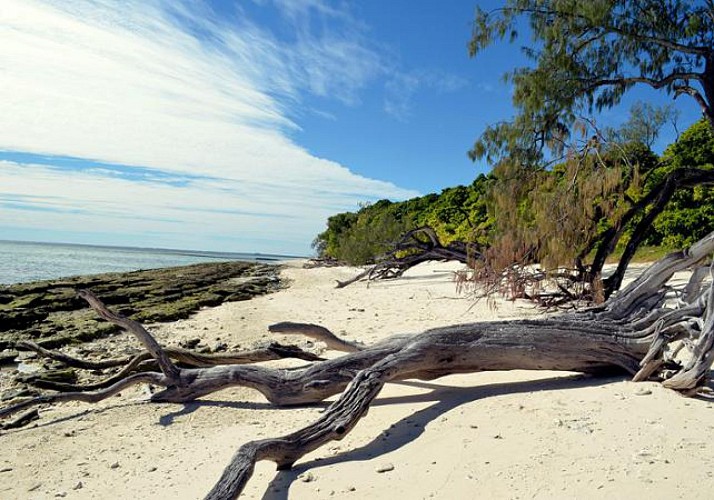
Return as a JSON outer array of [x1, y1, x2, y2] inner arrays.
[[591, 167, 714, 298], [336, 226, 480, 288], [1, 232, 713, 499]]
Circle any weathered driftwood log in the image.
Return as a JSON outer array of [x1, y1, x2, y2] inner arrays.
[[336, 226, 481, 288], [1, 232, 714, 499], [12, 339, 321, 392]]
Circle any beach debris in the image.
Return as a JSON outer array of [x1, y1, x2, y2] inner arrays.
[[634, 387, 653, 396], [1, 408, 39, 430], [9, 338, 323, 393], [298, 472, 315, 482], [1, 387, 39, 402], [212, 342, 228, 352], [16, 368, 77, 388], [375, 463, 395, 473], [180, 338, 202, 349], [0, 350, 18, 365]]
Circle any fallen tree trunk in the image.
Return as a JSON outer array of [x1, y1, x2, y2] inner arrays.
[[12, 339, 322, 392], [336, 226, 481, 288], [1, 232, 713, 499]]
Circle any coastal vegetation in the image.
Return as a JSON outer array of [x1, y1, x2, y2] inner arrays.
[[315, 116, 714, 302], [316, 0, 714, 296], [314, 117, 714, 267], [2, 2, 714, 499], [313, 173, 493, 265]]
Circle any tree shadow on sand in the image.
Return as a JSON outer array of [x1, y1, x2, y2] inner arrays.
[[259, 373, 623, 500], [157, 399, 329, 427]]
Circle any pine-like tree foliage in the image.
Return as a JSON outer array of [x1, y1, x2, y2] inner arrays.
[[470, 0, 714, 165], [483, 135, 652, 273], [468, 1, 714, 299]]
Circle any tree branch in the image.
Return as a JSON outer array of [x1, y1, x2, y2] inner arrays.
[[674, 84, 711, 115], [581, 72, 705, 92], [497, 7, 711, 56], [78, 289, 181, 382]]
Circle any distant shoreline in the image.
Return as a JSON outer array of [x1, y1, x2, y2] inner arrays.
[[0, 238, 306, 261], [0, 239, 305, 285]]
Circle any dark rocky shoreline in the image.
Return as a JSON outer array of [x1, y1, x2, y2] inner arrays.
[[0, 261, 281, 355]]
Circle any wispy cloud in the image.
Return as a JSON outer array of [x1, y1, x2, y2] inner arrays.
[[384, 69, 469, 121], [384, 73, 423, 122], [0, 158, 400, 253], [0, 0, 418, 253], [244, 0, 384, 105]]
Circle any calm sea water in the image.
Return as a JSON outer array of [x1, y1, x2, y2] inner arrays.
[[0, 240, 297, 285]]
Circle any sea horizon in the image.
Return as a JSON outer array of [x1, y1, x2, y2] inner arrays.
[[0, 239, 306, 285]]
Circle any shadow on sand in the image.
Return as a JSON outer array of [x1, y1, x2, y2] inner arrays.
[[259, 373, 623, 500]]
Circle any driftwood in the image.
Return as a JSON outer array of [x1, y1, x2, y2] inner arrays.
[[336, 226, 481, 288], [11, 339, 322, 392], [457, 260, 616, 311], [1, 232, 714, 499]]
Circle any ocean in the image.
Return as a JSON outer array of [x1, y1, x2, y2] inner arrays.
[[0, 240, 299, 285]]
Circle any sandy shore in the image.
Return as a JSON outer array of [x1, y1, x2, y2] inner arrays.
[[2, 261, 714, 499]]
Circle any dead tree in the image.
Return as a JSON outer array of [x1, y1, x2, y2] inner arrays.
[[11, 339, 322, 392], [336, 226, 481, 288], [2, 232, 714, 499]]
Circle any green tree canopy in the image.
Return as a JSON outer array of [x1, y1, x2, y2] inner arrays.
[[606, 101, 679, 149], [648, 118, 714, 248], [470, 0, 714, 165], [313, 175, 494, 265]]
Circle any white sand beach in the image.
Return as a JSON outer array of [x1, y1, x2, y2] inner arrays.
[[2, 261, 714, 499]]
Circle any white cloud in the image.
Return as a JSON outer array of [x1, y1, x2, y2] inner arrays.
[[0, 0, 419, 254], [241, 0, 384, 105], [384, 73, 422, 122], [384, 69, 469, 121], [0, 159, 401, 254]]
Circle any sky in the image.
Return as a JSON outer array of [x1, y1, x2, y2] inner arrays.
[[0, 0, 704, 255]]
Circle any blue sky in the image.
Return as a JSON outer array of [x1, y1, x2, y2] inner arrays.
[[0, 1, 704, 255]]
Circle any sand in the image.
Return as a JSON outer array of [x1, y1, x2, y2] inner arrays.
[[1, 261, 714, 499]]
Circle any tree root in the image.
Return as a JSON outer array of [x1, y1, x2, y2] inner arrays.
[[0, 372, 166, 419], [268, 321, 365, 352]]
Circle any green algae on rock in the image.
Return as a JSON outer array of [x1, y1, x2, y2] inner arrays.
[[0, 261, 281, 352]]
